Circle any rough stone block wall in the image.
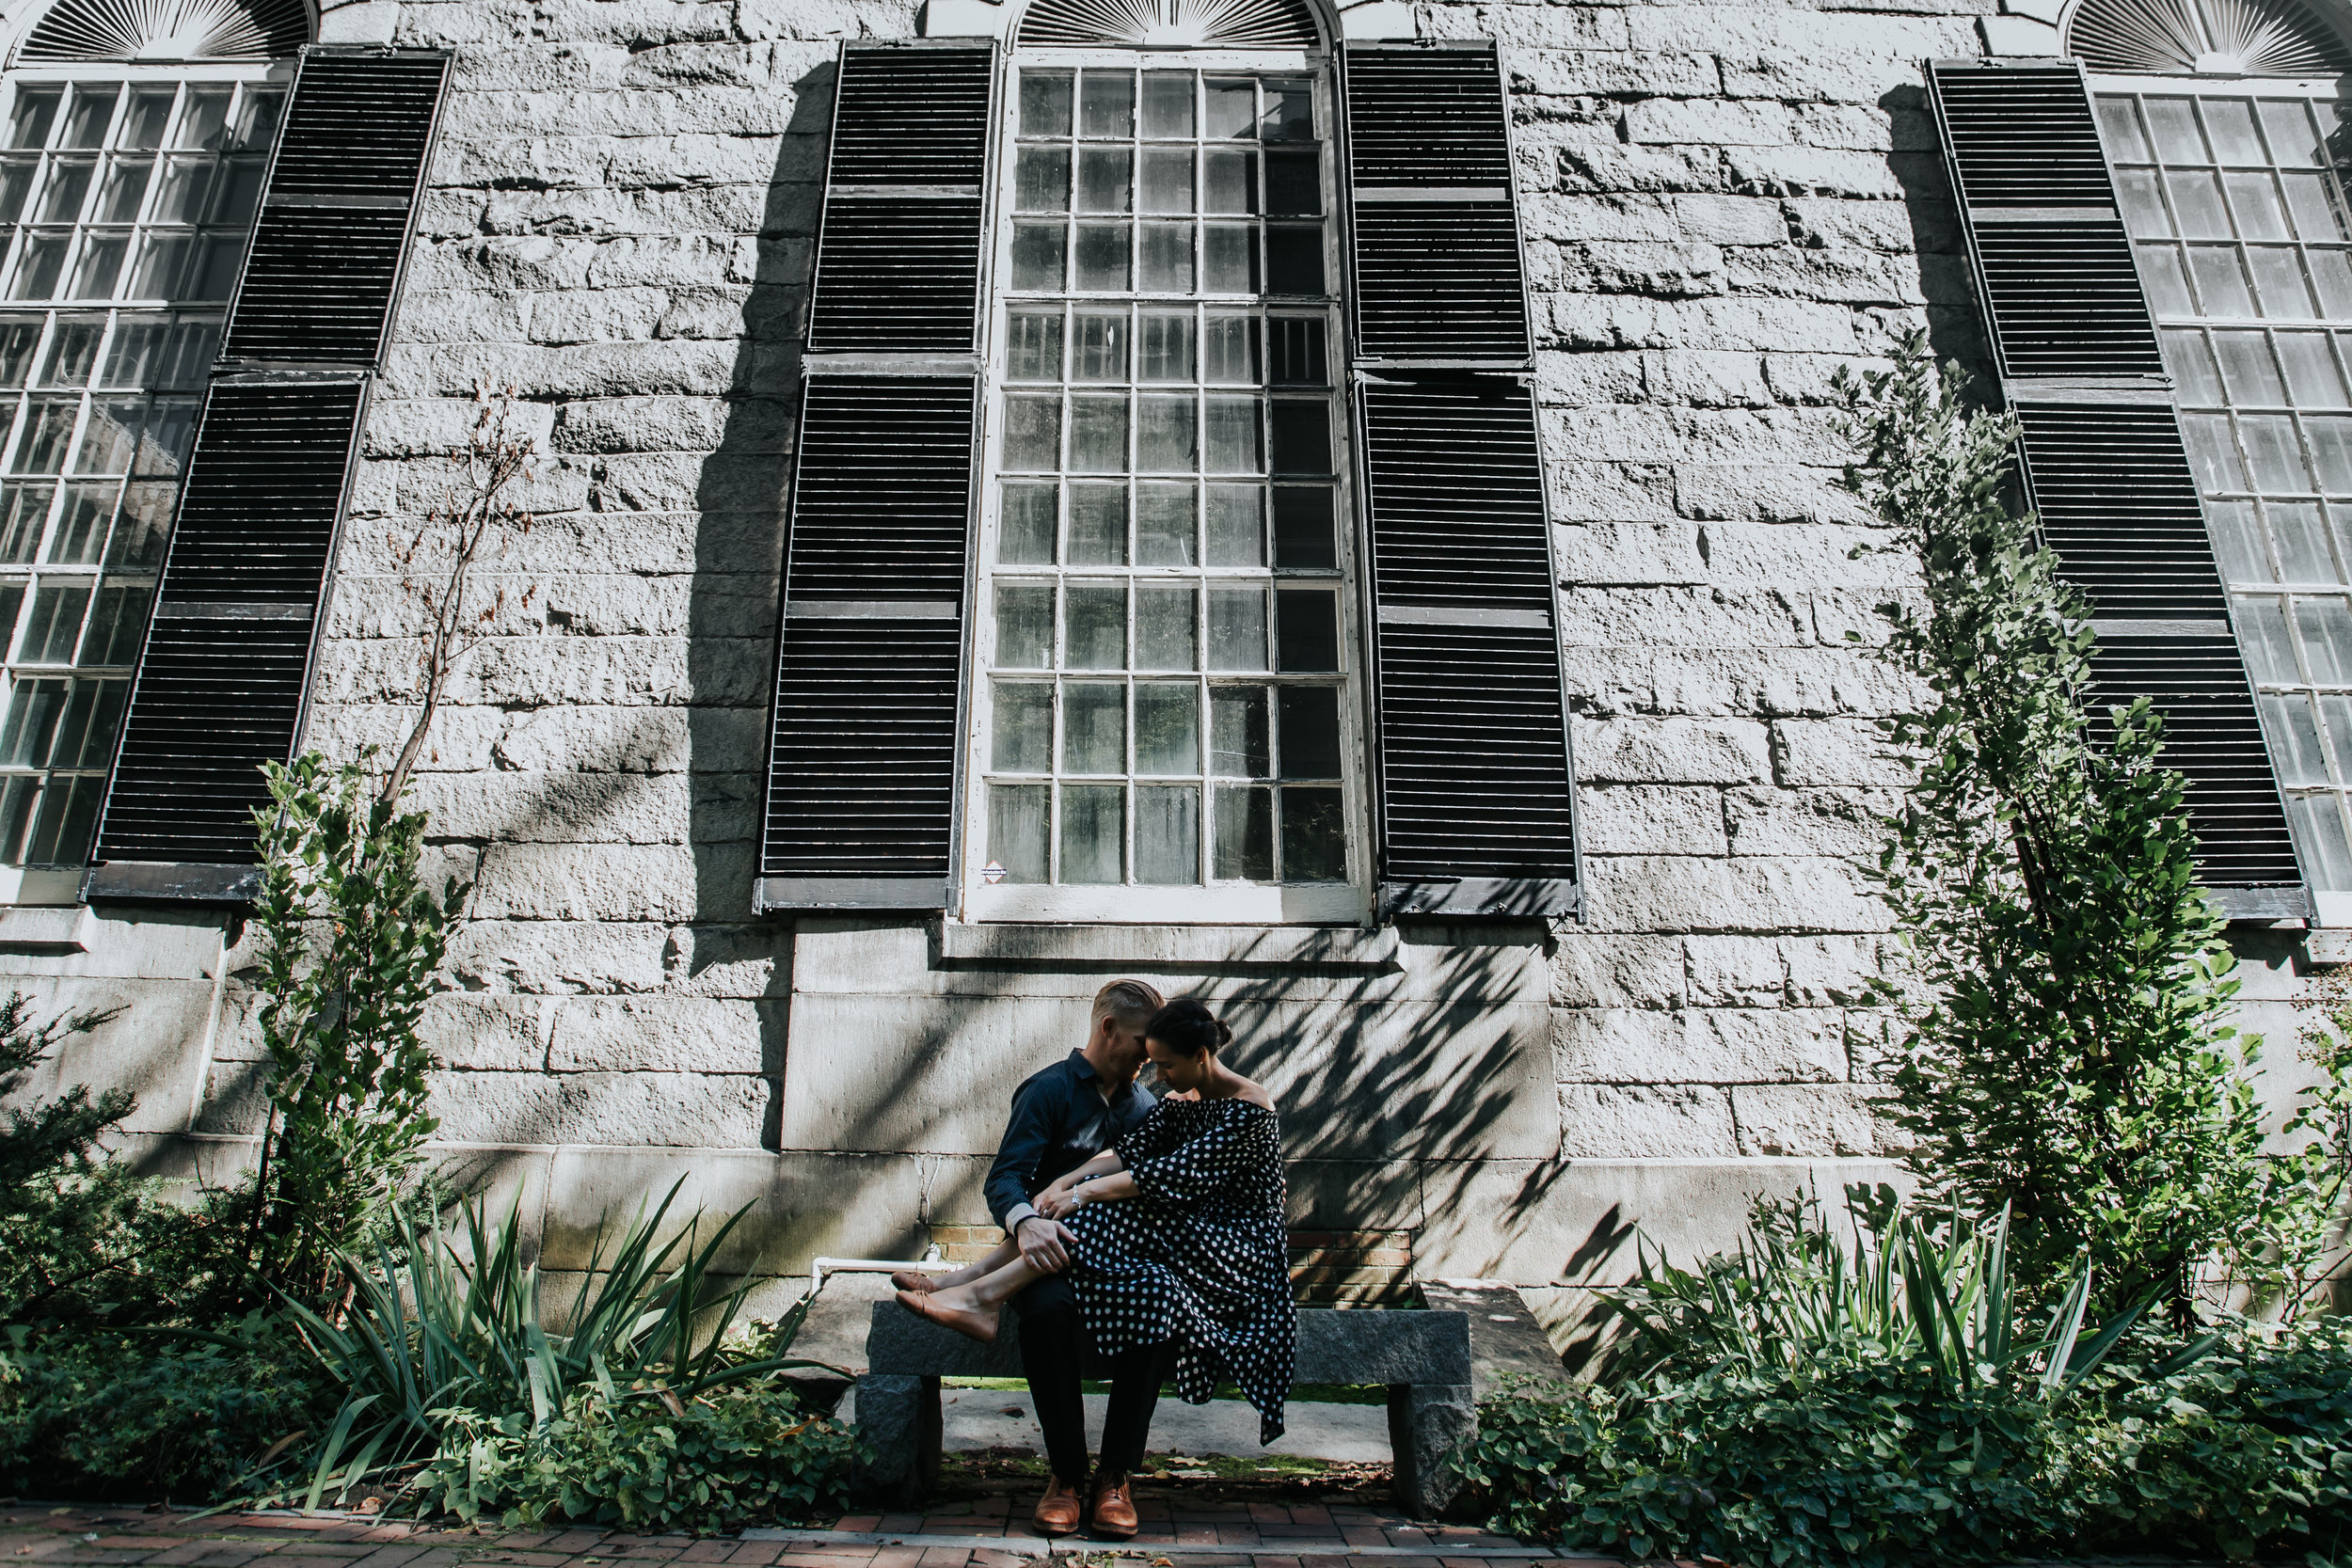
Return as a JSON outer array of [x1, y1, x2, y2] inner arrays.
[[23, 0, 2270, 1292]]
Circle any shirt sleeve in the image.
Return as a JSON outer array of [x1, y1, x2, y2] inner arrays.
[[1112, 1101, 1180, 1168], [1124, 1105, 1277, 1205], [984, 1075, 1061, 1230]]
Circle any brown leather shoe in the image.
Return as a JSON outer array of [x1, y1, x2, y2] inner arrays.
[[889, 1270, 937, 1293], [1032, 1474, 1084, 1536], [1089, 1471, 1137, 1539]]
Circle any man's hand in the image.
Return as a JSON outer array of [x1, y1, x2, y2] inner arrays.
[[1015, 1213, 1075, 1273]]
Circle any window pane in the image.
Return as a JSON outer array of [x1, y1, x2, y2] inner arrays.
[[1061, 682, 1126, 773], [1202, 225, 1256, 293], [2239, 414, 2303, 490], [1202, 149, 1256, 213], [1276, 588, 1338, 671], [1267, 317, 1327, 385], [1137, 310, 1194, 380], [1068, 482, 1126, 564], [1262, 82, 1311, 140], [21, 583, 86, 662], [22, 772, 95, 865], [2280, 333, 2347, 404], [1071, 393, 1130, 471], [1208, 585, 1267, 668], [2264, 692, 2330, 785], [1080, 71, 1134, 138], [1012, 223, 1068, 289], [1273, 486, 1335, 569], [2191, 246, 2256, 316], [1075, 223, 1131, 290], [1005, 395, 1061, 470], [1265, 149, 1318, 215], [49, 481, 112, 563], [0, 481, 49, 562], [2201, 98, 2264, 162], [48, 675, 123, 761], [2272, 500, 2336, 581], [1279, 686, 1342, 778], [1210, 685, 1269, 776], [2293, 791, 2352, 887], [2282, 171, 2346, 241], [1136, 581, 1199, 669], [2237, 594, 2299, 681], [993, 682, 1054, 772], [2215, 331, 2284, 402], [2167, 169, 2230, 238], [1138, 224, 1194, 292], [1203, 312, 1257, 382], [1136, 394, 1196, 471], [1001, 482, 1057, 564], [0, 677, 63, 765], [1136, 683, 1200, 773], [1017, 147, 1071, 213], [1077, 309, 1129, 380], [1022, 72, 1073, 136], [989, 784, 1050, 881], [1064, 580, 1127, 668], [1136, 481, 1195, 564], [2138, 244, 2196, 313], [996, 583, 1055, 668], [1060, 783, 1124, 882], [1268, 400, 1329, 474], [2296, 594, 2352, 683], [1207, 483, 1264, 565], [1204, 396, 1259, 471], [1077, 148, 1132, 214], [1265, 226, 1323, 294], [2116, 168, 2171, 237], [1212, 784, 1273, 879], [1136, 785, 1200, 883], [1204, 79, 1255, 139], [107, 482, 168, 565], [2226, 170, 2289, 239], [1280, 786, 1344, 881], [1141, 72, 1195, 138], [1141, 148, 1194, 214], [2099, 96, 2150, 162], [2249, 247, 2316, 317]]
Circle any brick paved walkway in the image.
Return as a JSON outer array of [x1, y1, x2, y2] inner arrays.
[[0, 1500, 1600, 1568]]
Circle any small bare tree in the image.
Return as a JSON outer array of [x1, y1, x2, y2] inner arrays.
[[381, 380, 539, 803]]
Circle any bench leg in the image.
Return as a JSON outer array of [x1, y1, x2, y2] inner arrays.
[[1386, 1382, 1475, 1519], [850, 1373, 942, 1507]]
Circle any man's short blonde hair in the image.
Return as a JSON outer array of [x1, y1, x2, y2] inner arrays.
[[1091, 978, 1165, 1035]]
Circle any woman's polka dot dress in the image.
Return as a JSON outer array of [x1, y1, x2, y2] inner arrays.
[[1068, 1096, 1297, 1444]]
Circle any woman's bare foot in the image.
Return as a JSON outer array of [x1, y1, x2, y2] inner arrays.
[[890, 1270, 937, 1294], [898, 1288, 1001, 1342]]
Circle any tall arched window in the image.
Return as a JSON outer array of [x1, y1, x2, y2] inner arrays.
[[964, 0, 1368, 922], [2074, 0, 2352, 919], [0, 0, 302, 902]]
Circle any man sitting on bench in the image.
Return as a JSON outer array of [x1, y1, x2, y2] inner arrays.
[[894, 978, 1168, 1537]]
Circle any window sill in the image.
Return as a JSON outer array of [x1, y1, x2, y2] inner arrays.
[[938, 920, 1398, 971]]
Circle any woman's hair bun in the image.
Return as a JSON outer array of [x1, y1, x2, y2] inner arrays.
[[1145, 998, 1231, 1058]]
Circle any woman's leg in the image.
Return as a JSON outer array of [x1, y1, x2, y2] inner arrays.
[[899, 1249, 1051, 1341], [896, 1232, 1021, 1293]]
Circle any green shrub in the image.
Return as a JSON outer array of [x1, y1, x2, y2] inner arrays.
[[418, 1380, 858, 1530], [1462, 1354, 2065, 1568], [0, 1322, 327, 1502]]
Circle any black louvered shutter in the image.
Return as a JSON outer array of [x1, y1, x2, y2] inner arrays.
[[755, 40, 993, 912], [86, 46, 451, 903], [1928, 58, 2304, 916], [1340, 41, 1578, 919]]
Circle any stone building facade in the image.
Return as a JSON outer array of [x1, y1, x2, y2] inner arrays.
[[4, 0, 2338, 1328]]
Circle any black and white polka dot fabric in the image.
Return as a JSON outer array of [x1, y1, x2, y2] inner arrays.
[[1069, 1097, 1296, 1444]]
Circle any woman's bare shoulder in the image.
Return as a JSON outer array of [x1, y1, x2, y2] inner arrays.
[[1229, 1082, 1277, 1114]]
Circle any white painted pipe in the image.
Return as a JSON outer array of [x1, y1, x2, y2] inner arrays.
[[811, 1248, 949, 1295]]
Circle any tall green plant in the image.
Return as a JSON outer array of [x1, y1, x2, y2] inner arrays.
[[1838, 337, 2348, 1323], [246, 749, 463, 1307], [286, 1180, 838, 1507]]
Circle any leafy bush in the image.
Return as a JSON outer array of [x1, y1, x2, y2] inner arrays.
[[0, 1321, 327, 1501], [418, 1380, 858, 1529], [245, 751, 464, 1310], [1462, 1356, 2066, 1567], [1836, 338, 2352, 1323], [291, 1179, 849, 1510]]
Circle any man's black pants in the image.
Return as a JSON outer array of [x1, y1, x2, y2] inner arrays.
[[1015, 1273, 1163, 1485]]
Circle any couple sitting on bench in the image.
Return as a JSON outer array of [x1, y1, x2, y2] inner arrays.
[[893, 980, 1296, 1539]]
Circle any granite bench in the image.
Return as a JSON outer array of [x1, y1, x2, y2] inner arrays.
[[852, 1302, 1477, 1516]]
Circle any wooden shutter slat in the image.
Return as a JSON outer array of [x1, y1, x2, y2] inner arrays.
[[805, 42, 993, 356], [1341, 43, 1531, 364], [88, 46, 450, 904], [1928, 56, 2304, 910], [88, 378, 368, 895], [223, 50, 451, 369], [1341, 40, 1578, 920]]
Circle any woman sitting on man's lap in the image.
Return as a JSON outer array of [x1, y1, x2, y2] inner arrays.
[[898, 999, 1297, 1445]]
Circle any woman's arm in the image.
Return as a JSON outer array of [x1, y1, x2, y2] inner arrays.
[[1032, 1148, 1125, 1209], [1036, 1161, 1136, 1217]]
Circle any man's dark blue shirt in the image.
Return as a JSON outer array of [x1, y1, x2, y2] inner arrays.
[[984, 1050, 1158, 1232]]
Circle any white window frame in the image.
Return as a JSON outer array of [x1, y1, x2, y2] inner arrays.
[[958, 44, 1375, 926], [0, 58, 289, 906], [2090, 68, 2352, 927]]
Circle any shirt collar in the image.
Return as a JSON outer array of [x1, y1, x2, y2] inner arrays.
[[1067, 1048, 1098, 1082]]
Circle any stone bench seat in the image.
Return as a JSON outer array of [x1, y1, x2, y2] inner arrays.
[[853, 1302, 1477, 1516]]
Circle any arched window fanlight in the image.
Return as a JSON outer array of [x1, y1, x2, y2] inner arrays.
[[1017, 0, 1321, 50], [19, 0, 311, 61], [2066, 0, 2352, 74]]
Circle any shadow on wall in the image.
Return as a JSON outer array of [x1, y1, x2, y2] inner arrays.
[[1880, 80, 1992, 391]]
